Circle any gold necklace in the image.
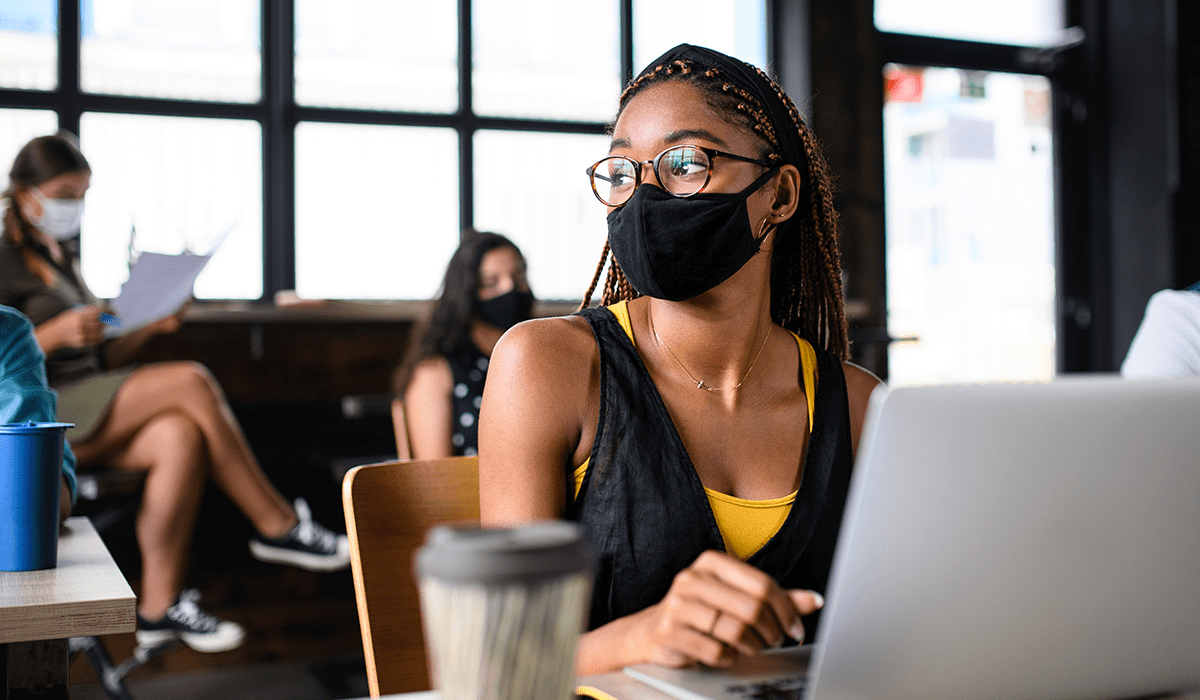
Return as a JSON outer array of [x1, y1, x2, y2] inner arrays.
[[650, 314, 772, 392]]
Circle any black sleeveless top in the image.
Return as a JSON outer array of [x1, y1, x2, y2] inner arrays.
[[569, 306, 855, 639]]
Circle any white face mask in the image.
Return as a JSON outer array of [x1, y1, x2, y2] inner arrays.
[[24, 187, 85, 241]]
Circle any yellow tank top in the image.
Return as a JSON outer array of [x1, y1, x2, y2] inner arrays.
[[572, 300, 818, 560]]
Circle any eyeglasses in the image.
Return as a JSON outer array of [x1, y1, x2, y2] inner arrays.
[[585, 144, 773, 207]]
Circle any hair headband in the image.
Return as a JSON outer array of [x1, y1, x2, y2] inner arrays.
[[637, 44, 805, 172]]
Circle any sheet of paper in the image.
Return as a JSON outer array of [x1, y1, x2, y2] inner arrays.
[[104, 251, 212, 337]]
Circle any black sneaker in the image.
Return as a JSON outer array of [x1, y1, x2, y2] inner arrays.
[[248, 498, 350, 572], [136, 589, 245, 653]]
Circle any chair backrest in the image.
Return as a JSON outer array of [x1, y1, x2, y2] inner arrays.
[[390, 399, 412, 461], [342, 456, 480, 697]]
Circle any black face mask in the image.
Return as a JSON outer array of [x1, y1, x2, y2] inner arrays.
[[476, 289, 535, 330], [606, 168, 779, 301]]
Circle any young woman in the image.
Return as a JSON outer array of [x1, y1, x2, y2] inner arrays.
[[395, 230, 533, 458], [0, 304, 76, 522], [0, 133, 349, 653], [478, 45, 883, 675]]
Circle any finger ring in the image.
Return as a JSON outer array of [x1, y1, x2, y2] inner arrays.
[[707, 610, 721, 636]]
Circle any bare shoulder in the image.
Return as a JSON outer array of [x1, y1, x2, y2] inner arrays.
[[480, 313, 600, 523], [842, 361, 883, 403], [488, 314, 598, 387], [484, 313, 601, 435], [406, 355, 453, 395], [841, 361, 885, 457]]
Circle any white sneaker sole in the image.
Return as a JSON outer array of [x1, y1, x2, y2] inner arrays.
[[136, 621, 245, 653], [248, 537, 351, 572]]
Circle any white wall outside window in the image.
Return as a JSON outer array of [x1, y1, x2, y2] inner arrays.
[[875, 0, 1064, 46], [294, 122, 460, 300], [78, 113, 263, 300]]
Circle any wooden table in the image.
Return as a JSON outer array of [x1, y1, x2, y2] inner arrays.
[[369, 671, 681, 700], [0, 517, 136, 699]]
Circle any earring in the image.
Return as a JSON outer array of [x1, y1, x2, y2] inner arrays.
[[757, 214, 773, 238]]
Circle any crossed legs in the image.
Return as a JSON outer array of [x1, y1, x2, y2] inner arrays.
[[71, 361, 298, 619]]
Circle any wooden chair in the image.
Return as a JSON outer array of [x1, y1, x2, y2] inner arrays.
[[390, 399, 412, 460], [342, 456, 480, 697]]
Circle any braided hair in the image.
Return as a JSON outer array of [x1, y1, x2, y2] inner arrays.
[[579, 56, 849, 360]]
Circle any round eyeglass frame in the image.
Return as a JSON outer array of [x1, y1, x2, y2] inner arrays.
[[585, 144, 773, 206]]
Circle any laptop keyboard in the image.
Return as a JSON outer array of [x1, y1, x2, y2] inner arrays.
[[726, 672, 808, 700]]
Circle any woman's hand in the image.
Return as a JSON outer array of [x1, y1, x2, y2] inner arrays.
[[144, 306, 186, 336], [35, 305, 105, 353], [100, 304, 188, 369], [619, 550, 824, 669]]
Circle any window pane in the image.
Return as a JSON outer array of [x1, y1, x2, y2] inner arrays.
[[81, 0, 260, 102], [295, 123, 459, 300], [884, 66, 1056, 386], [0, 0, 56, 90], [79, 113, 263, 300], [633, 0, 767, 74], [474, 130, 611, 302], [472, 0, 620, 122], [0, 109, 59, 192], [295, 0, 457, 113], [875, 0, 1064, 46]]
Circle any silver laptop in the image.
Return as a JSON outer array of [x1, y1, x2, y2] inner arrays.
[[627, 376, 1200, 700]]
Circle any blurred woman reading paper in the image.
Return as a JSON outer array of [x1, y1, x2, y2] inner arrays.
[[0, 133, 349, 653]]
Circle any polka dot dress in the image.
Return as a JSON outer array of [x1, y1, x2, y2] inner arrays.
[[445, 344, 489, 457]]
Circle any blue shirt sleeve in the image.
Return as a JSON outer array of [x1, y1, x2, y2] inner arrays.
[[0, 306, 78, 505]]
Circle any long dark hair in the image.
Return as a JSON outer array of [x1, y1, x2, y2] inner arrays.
[[578, 53, 849, 360], [2, 132, 90, 283], [394, 230, 525, 394]]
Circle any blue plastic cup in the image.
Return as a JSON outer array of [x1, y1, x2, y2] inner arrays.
[[0, 422, 73, 571]]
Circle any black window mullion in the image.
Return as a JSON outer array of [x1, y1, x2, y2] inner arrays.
[[292, 106, 606, 134], [458, 0, 474, 237], [770, 0, 812, 115], [58, 0, 81, 135], [619, 0, 634, 84], [74, 94, 262, 120], [880, 31, 1056, 76], [263, 0, 295, 299], [0, 89, 58, 111]]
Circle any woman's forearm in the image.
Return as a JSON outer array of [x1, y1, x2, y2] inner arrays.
[[33, 323, 64, 355], [575, 615, 641, 677]]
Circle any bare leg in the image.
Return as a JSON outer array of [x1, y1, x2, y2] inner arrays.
[[103, 411, 205, 619], [72, 361, 297, 541]]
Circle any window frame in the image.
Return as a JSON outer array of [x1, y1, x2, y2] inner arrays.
[[877, 15, 1091, 373], [0, 0, 624, 301]]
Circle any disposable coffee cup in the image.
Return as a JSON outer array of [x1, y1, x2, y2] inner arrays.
[[415, 521, 594, 700], [0, 422, 72, 571]]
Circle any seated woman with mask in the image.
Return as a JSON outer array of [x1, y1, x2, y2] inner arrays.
[[0, 132, 349, 654], [478, 45, 882, 675], [395, 230, 534, 458]]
